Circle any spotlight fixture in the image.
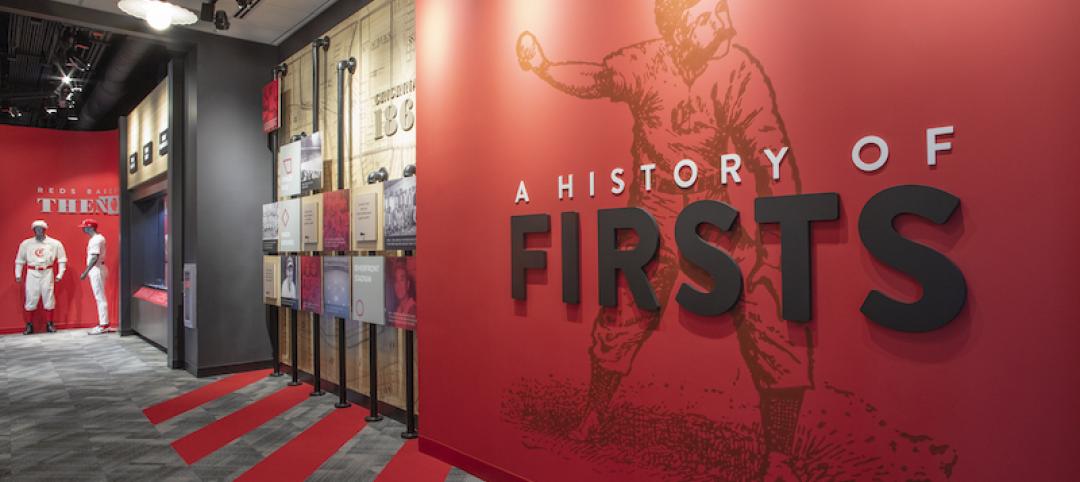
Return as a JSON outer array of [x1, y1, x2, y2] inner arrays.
[[214, 10, 230, 31], [199, 0, 217, 22], [118, 0, 198, 31], [61, 73, 72, 84]]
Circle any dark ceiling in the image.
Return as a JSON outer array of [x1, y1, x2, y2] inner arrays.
[[0, 11, 171, 131]]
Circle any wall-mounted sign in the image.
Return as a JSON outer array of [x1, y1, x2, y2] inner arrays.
[[277, 199, 301, 252], [262, 78, 280, 133], [351, 256, 384, 325], [300, 132, 324, 194], [158, 129, 169, 156], [142, 141, 153, 166], [278, 139, 302, 198], [128, 153, 138, 174], [262, 202, 279, 252], [323, 256, 351, 318]]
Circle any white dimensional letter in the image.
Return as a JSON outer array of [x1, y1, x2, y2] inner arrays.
[[640, 163, 656, 192], [674, 159, 698, 189], [926, 125, 954, 166], [764, 147, 789, 181], [611, 168, 626, 195], [589, 171, 596, 197], [720, 154, 742, 185], [558, 174, 573, 200], [852, 135, 889, 172], [515, 180, 530, 204]]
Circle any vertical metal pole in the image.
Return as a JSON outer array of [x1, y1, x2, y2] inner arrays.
[[311, 314, 325, 396], [269, 64, 286, 378], [311, 36, 329, 134], [401, 329, 418, 438], [333, 58, 355, 410], [365, 323, 382, 421], [288, 309, 301, 386]]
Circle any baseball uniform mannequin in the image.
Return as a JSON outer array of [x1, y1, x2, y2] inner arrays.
[[15, 220, 67, 334], [78, 219, 109, 335]]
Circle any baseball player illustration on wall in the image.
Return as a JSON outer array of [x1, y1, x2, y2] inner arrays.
[[15, 220, 67, 335], [78, 219, 110, 335], [512, 1, 956, 480]]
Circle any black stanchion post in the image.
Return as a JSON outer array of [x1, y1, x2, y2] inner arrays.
[[401, 329, 418, 438], [335, 317, 350, 408], [311, 314, 325, 396], [365, 323, 382, 421], [288, 309, 301, 386], [268, 306, 283, 377]]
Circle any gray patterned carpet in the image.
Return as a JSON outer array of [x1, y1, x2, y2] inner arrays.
[[0, 330, 481, 481]]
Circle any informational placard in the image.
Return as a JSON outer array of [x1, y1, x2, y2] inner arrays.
[[278, 139, 302, 198], [278, 199, 302, 252], [183, 263, 196, 329], [383, 176, 416, 250], [301, 194, 322, 251], [300, 255, 322, 314], [262, 78, 280, 133], [158, 129, 169, 156], [352, 185, 381, 251], [263, 256, 280, 305], [142, 141, 153, 166], [262, 202, 279, 252], [128, 153, 138, 174], [384, 256, 416, 330], [351, 256, 385, 325], [301, 132, 324, 193], [359, 0, 416, 179], [323, 256, 351, 318], [280, 255, 300, 309], [322, 189, 350, 251]]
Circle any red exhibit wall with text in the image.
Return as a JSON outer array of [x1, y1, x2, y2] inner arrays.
[[416, 1, 1080, 481], [0, 125, 120, 334]]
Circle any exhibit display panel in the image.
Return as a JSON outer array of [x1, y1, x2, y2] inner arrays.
[[262, 202, 279, 252], [263, 256, 280, 306], [126, 79, 169, 189], [415, 0, 1080, 480], [323, 256, 351, 318], [301, 193, 324, 252], [278, 199, 302, 253], [271, 0, 418, 417]]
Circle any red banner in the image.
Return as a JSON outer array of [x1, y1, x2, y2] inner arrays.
[[262, 78, 280, 133]]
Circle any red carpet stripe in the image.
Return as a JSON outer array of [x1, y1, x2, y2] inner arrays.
[[143, 369, 272, 425], [171, 384, 310, 465], [234, 405, 368, 482], [375, 439, 453, 482]]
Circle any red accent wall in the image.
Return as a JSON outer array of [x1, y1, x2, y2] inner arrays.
[[0, 125, 120, 334], [416, 1, 1080, 480]]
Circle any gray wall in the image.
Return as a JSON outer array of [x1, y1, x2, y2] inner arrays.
[[186, 35, 278, 373]]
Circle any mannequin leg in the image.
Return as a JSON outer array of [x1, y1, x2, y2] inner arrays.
[[41, 272, 56, 333], [23, 271, 40, 335]]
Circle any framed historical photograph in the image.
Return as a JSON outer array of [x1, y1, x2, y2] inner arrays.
[[383, 176, 416, 250], [300, 132, 324, 193], [262, 202, 279, 253]]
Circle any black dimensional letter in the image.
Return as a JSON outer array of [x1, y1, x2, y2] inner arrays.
[[598, 207, 660, 311], [510, 214, 550, 300], [755, 193, 840, 321], [674, 200, 743, 315], [561, 212, 580, 304], [858, 185, 966, 332]]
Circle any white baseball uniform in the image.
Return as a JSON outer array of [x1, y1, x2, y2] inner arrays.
[[15, 236, 67, 311], [86, 233, 109, 326]]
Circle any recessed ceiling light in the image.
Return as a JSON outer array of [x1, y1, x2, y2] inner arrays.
[[118, 0, 198, 31]]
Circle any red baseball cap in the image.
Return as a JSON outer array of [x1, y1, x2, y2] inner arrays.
[[78, 218, 99, 229]]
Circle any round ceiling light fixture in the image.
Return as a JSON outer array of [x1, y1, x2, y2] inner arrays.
[[118, 0, 198, 31]]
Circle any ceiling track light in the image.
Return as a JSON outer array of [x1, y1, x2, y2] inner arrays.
[[118, 0, 198, 31], [235, 0, 262, 19]]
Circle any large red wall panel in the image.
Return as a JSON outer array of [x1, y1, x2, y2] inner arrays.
[[416, 1, 1080, 480], [0, 125, 120, 334]]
